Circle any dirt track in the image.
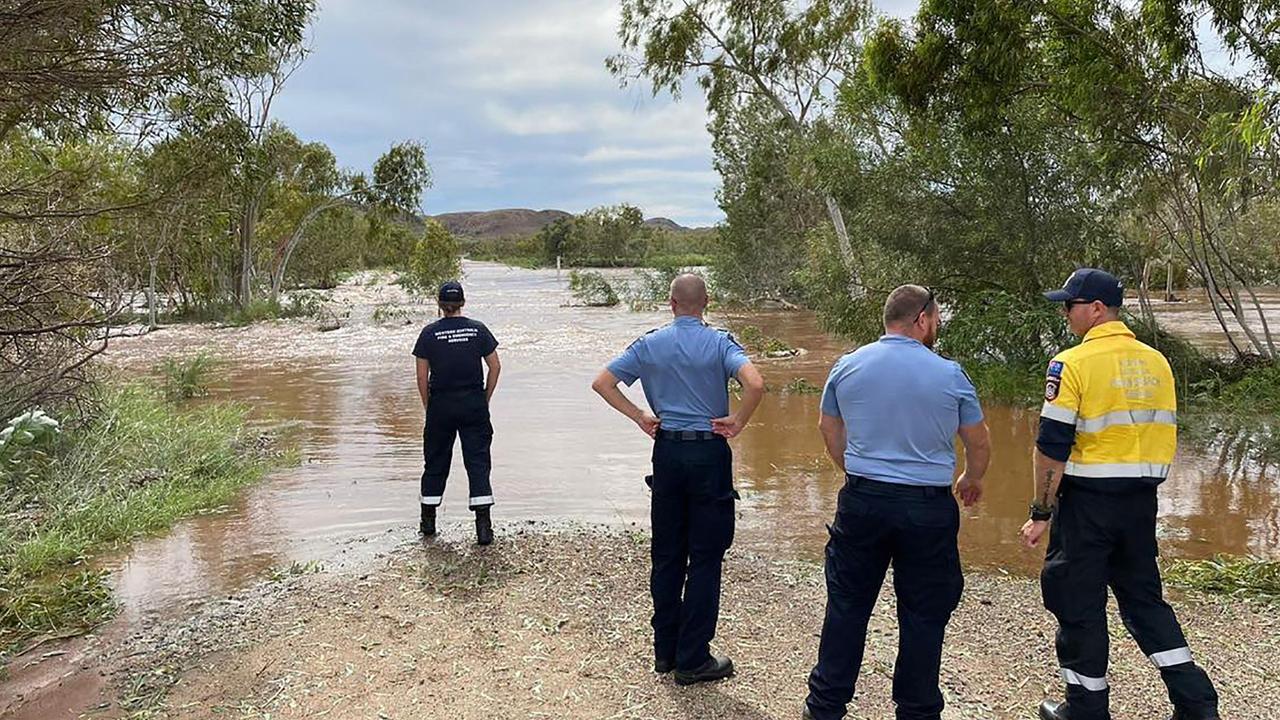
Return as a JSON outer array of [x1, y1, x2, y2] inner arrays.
[[104, 524, 1278, 719]]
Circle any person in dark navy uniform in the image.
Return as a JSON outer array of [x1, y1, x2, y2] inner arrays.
[[591, 273, 765, 686], [413, 280, 501, 545]]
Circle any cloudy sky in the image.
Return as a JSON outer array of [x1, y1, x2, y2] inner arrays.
[[273, 0, 919, 226]]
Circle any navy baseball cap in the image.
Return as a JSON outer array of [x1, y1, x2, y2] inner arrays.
[[438, 281, 464, 303], [1043, 268, 1123, 307]]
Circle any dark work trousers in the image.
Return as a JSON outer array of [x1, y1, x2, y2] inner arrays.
[[420, 389, 494, 509], [1041, 484, 1218, 720], [806, 476, 964, 720], [649, 435, 736, 672]]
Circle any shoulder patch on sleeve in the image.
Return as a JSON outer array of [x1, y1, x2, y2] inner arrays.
[[1046, 360, 1065, 378], [1045, 376, 1062, 401]]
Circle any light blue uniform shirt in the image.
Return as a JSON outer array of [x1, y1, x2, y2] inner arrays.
[[820, 334, 984, 486], [608, 316, 750, 432]]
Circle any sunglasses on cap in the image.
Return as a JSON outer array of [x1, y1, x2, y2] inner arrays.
[[916, 287, 935, 321]]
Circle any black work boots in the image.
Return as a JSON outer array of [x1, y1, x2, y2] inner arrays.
[[475, 507, 493, 546], [420, 505, 493, 545]]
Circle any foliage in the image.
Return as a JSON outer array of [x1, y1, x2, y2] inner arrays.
[[862, 0, 1280, 359], [568, 271, 620, 307], [1164, 555, 1280, 603], [371, 304, 414, 326], [0, 410, 62, 476], [732, 325, 795, 355], [156, 354, 218, 401], [399, 219, 462, 295], [938, 292, 1076, 369], [782, 377, 823, 395], [0, 385, 276, 654]]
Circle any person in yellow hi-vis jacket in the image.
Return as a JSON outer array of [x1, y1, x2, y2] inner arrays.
[[1020, 268, 1219, 720]]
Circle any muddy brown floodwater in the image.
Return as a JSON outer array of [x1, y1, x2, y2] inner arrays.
[[4, 262, 1278, 719]]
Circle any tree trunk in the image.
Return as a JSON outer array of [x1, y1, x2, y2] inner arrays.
[[147, 256, 159, 330], [823, 194, 863, 299], [237, 202, 258, 306], [1137, 258, 1156, 326], [269, 200, 342, 302]]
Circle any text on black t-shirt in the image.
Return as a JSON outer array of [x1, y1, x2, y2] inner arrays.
[[411, 316, 499, 392]]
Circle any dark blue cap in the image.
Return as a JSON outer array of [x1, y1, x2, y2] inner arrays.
[[438, 281, 464, 303], [1043, 268, 1123, 307]]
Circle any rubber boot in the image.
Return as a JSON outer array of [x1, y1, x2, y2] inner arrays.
[[475, 507, 493, 546], [419, 505, 436, 536]]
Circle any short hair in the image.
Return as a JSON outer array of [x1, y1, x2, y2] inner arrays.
[[883, 285, 934, 327], [669, 273, 708, 306], [438, 300, 464, 314]]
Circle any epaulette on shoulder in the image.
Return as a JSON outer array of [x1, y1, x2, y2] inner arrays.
[[626, 325, 664, 349], [710, 325, 743, 349]]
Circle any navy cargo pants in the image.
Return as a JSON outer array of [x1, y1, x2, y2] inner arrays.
[[649, 432, 736, 672], [1042, 484, 1218, 720], [806, 475, 964, 720], [420, 389, 494, 509]]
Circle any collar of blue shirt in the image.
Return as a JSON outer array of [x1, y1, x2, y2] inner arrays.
[[673, 315, 704, 325], [878, 333, 924, 348]]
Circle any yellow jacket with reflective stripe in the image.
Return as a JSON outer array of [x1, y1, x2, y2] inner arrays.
[[1040, 321, 1177, 481]]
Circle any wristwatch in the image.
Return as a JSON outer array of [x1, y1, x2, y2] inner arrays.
[[1029, 502, 1054, 522]]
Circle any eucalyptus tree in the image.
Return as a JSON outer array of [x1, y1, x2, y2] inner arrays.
[[609, 0, 874, 297]]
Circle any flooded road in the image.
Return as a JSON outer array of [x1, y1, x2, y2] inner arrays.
[[3, 262, 1278, 718], [95, 263, 1279, 607]]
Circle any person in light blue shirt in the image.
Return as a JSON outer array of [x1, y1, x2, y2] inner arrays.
[[804, 284, 991, 720], [604, 314, 751, 432], [592, 273, 765, 687], [819, 319, 985, 487]]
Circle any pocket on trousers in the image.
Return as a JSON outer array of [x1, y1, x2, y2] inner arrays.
[[905, 497, 959, 530], [717, 495, 736, 551]]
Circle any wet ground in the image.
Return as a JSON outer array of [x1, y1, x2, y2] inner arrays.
[[3, 263, 1278, 719]]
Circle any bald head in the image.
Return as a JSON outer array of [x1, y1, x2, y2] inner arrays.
[[670, 273, 709, 316]]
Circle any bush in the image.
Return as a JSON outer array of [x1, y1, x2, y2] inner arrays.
[[0, 409, 61, 479], [156, 353, 217, 401], [399, 218, 462, 294], [568, 270, 619, 307]]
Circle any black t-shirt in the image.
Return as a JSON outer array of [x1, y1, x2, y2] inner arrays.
[[412, 316, 499, 392]]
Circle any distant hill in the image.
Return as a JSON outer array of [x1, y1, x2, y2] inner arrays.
[[431, 209, 570, 239], [643, 217, 685, 231], [430, 208, 703, 239]]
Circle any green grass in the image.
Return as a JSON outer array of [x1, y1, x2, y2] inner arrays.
[[155, 353, 217, 401], [1164, 555, 1280, 603], [0, 384, 279, 658]]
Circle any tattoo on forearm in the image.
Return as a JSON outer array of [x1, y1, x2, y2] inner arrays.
[[1039, 469, 1057, 508]]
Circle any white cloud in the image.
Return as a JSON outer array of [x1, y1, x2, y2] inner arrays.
[[589, 168, 720, 187], [275, 0, 726, 226], [483, 100, 710, 142], [581, 143, 710, 163]]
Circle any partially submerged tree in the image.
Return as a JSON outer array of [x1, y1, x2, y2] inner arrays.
[[864, 0, 1280, 358]]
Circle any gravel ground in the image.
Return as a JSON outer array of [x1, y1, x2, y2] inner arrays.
[[105, 523, 1278, 719]]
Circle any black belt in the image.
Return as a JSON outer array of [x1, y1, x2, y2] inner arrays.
[[656, 429, 721, 441], [846, 474, 950, 498]]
